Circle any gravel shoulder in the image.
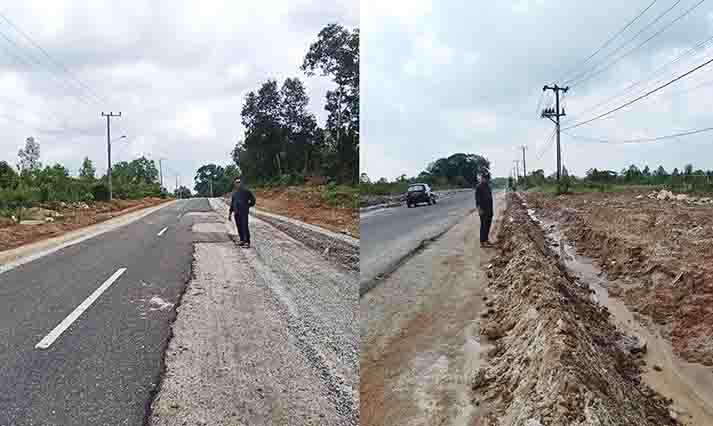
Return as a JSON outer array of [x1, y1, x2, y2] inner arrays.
[[360, 198, 504, 426], [149, 200, 358, 426]]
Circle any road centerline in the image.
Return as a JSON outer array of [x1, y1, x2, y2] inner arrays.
[[35, 267, 128, 350], [157, 227, 168, 236]]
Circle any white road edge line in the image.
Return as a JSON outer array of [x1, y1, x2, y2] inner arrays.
[[157, 227, 168, 236], [35, 268, 127, 350]]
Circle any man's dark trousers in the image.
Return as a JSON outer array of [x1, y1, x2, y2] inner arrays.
[[480, 213, 493, 243], [237, 212, 250, 243]]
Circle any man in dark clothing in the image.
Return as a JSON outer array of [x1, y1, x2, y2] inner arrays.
[[229, 177, 256, 248], [475, 171, 494, 247]]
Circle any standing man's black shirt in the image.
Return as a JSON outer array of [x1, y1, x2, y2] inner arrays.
[[229, 187, 256, 215], [475, 181, 493, 215]]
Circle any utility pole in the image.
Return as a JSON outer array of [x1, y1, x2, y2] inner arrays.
[[541, 84, 568, 182], [520, 145, 527, 178], [209, 177, 213, 198], [514, 160, 520, 180], [159, 158, 164, 190], [175, 175, 179, 198], [102, 112, 122, 202]]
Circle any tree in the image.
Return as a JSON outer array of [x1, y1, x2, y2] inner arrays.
[[625, 164, 641, 182], [302, 24, 359, 183], [240, 80, 285, 181], [425, 153, 489, 187], [174, 186, 192, 199], [37, 164, 71, 201], [0, 161, 19, 189], [79, 157, 96, 181], [531, 169, 546, 185], [18, 137, 41, 174], [359, 173, 370, 184], [684, 163, 694, 176], [194, 164, 229, 197], [280, 78, 321, 174]]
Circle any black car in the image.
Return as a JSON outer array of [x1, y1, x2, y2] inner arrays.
[[406, 183, 437, 207]]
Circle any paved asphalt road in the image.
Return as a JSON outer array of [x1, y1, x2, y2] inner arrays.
[[0, 198, 210, 426], [360, 190, 477, 293]]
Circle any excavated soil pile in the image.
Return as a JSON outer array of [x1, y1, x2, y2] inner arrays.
[[473, 194, 676, 426], [0, 197, 168, 252], [525, 191, 713, 365]]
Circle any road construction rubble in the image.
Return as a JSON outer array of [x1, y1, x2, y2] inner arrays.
[[646, 189, 713, 206], [525, 190, 713, 366], [473, 194, 676, 425]]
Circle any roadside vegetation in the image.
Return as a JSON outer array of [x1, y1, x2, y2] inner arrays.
[[515, 163, 713, 195], [191, 23, 359, 236], [0, 137, 169, 225], [360, 152, 492, 195]]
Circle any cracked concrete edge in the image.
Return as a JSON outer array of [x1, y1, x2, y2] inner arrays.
[[218, 198, 359, 272], [0, 200, 176, 276]]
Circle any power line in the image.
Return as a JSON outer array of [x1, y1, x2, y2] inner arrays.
[[0, 27, 95, 107], [663, 75, 713, 97], [0, 12, 108, 105], [557, 0, 658, 82], [563, 126, 713, 143], [564, 54, 713, 130], [571, 30, 713, 120], [569, 0, 706, 89], [536, 128, 557, 161], [565, 0, 688, 87]]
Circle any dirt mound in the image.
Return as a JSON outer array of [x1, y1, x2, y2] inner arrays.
[[247, 186, 359, 238], [525, 191, 713, 365], [474, 194, 676, 425], [0, 197, 168, 252]]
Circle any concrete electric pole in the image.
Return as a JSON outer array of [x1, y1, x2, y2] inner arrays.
[[521, 145, 527, 178], [541, 85, 568, 182], [159, 158, 165, 190], [102, 112, 122, 202]]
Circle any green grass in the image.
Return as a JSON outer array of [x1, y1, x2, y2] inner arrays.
[[322, 184, 359, 209], [528, 182, 666, 195]]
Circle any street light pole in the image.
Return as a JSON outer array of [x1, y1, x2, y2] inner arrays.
[[102, 112, 122, 202]]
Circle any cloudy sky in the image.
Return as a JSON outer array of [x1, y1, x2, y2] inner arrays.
[[361, 0, 713, 180], [0, 0, 358, 192]]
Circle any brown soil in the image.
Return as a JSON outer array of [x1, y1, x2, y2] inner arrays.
[[0, 197, 169, 252], [249, 186, 359, 238], [475, 194, 676, 425], [524, 190, 713, 366]]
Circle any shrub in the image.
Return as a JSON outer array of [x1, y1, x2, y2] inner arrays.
[[92, 183, 110, 201]]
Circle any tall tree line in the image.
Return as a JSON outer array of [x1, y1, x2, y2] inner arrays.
[[232, 23, 359, 185]]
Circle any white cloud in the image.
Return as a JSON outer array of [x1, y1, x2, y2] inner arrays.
[[362, 0, 713, 180], [0, 0, 357, 191]]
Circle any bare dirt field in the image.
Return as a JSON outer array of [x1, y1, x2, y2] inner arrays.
[[249, 186, 359, 238], [0, 197, 169, 252], [524, 189, 713, 366]]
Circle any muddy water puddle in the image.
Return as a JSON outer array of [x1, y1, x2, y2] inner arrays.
[[524, 204, 713, 426]]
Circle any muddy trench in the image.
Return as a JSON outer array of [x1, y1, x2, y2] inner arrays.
[[473, 194, 678, 425], [519, 195, 713, 426]]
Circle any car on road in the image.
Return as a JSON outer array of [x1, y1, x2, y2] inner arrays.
[[406, 183, 437, 207]]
